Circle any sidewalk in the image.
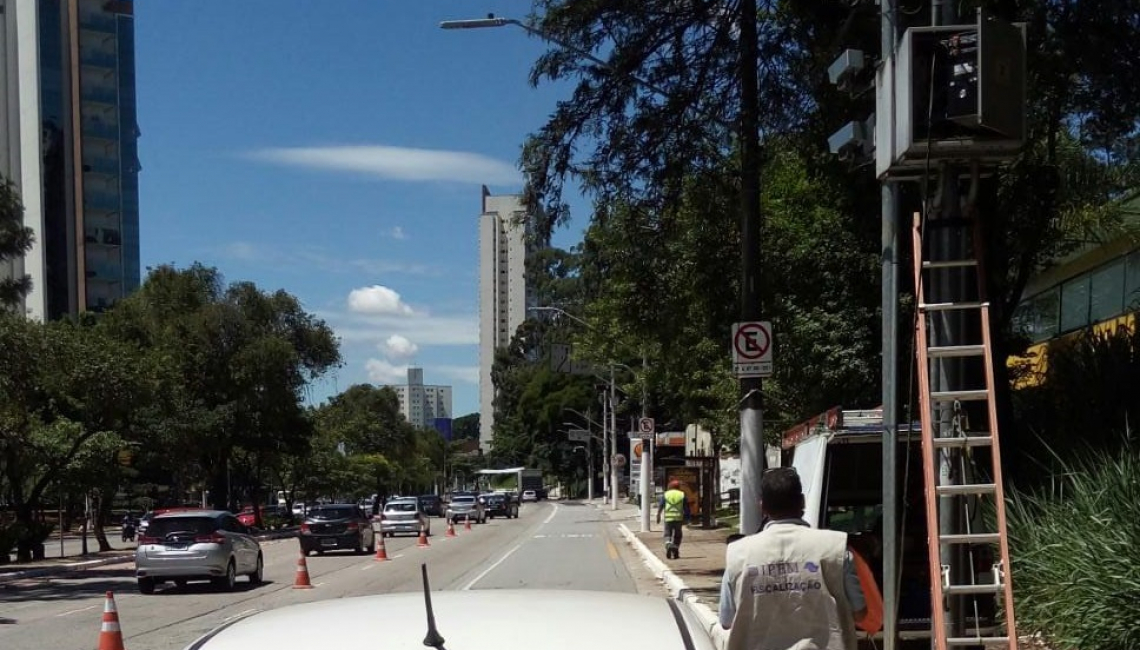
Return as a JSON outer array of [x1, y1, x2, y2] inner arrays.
[[590, 498, 733, 646]]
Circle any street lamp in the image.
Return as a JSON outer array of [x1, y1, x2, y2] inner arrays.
[[443, 10, 764, 533]]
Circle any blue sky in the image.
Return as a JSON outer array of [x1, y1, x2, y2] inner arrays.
[[135, 1, 588, 417]]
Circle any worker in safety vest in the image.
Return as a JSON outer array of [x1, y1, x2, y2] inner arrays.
[[718, 468, 867, 650], [656, 479, 690, 559]]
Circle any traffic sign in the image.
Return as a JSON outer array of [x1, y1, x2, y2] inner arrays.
[[567, 429, 590, 442], [732, 321, 773, 378], [612, 454, 627, 467], [635, 417, 655, 440]]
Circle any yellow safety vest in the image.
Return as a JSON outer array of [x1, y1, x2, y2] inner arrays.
[[663, 489, 686, 522]]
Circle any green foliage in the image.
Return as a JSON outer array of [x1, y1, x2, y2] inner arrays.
[[0, 177, 33, 309], [1007, 446, 1140, 650], [1013, 325, 1140, 478], [452, 413, 480, 441]]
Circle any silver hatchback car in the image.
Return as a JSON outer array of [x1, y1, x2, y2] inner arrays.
[[135, 510, 263, 594]]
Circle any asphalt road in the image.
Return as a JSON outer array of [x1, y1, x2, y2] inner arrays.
[[0, 501, 661, 650]]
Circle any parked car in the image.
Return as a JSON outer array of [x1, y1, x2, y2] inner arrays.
[[521, 490, 538, 502], [299, 504, 376, 556], [380, 497, 431, 537], [182, 590, 718, 650], [482, 493, 519, 519], [418, 494, 444, 517], [135, 510, 262, 594], [445, 494, 485, 524]]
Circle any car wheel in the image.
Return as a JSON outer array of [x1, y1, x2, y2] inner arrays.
[[249, 554, 263, 584], [137, 577, 155, 595], [354, 536, 364, 554], [212, 560, 237, 591]]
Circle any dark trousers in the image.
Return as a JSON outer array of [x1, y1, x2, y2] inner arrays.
[[663, 520, 684, 548]]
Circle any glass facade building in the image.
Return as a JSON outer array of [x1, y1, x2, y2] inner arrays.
[[37, 0, 140, 318]]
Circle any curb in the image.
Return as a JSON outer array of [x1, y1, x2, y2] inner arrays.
[[617, 523, 729, 648], [0, 553, 136, 583], [0, 530, 298, 584]]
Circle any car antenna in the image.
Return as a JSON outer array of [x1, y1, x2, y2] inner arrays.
[[421, 563, 447, 650]]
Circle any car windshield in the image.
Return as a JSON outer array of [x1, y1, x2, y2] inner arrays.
[[385, 501, 417, 512], [146, 517, 216, 538], [307, 506, 356, 519]]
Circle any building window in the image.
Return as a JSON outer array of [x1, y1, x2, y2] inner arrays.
[[1015, 287, 1060, 343], [1127, 250, 1140, 311], [1089, 259, 1125, 323], [1060, 275, 1091, 333]]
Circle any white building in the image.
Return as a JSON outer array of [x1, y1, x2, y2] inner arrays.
[[478, 187, 537, 451], [390, 368, 452, 430]]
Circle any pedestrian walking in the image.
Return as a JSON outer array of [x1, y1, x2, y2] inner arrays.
[[718, 467, 867, 650], [655, 479, 690, 559]]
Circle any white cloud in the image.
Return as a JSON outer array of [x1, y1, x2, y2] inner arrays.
[[365, 358, 409, 384], [247, 145, 521, 185], [214, 242, 440, 276], [388, 226, 408, 241], [347, 285, 415, 316], [382, 334, 419, 361]]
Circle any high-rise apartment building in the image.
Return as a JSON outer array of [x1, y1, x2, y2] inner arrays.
[[0, 0, 141, 320], [477, 187, 537, 451], [390, 367, 453, 431]]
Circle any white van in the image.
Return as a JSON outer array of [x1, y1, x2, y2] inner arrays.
[[780, 408, 1000, 646]]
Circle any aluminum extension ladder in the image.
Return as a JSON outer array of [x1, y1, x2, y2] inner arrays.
[[911, 212, 1018, 650]]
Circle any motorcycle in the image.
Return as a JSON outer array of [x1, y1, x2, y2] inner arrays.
[[121, 521, 137, 542]]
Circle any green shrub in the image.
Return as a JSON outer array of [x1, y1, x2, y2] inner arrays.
[[1007, 448, 1140, 650]]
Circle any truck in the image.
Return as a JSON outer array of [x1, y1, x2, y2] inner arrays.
[[781, 407, 1000, 649], [518, 469, 545, 500]]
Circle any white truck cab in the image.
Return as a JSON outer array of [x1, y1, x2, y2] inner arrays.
[[779, 407, 1000, 647]]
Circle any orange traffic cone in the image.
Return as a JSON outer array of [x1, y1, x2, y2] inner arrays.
[[374, 532, 389, 561], [446, 520, 457, 538], [417, 523, 430, 548], [293, 553, 314, 589], [98, 591, 126, 650], [464, 515, 472, 531]]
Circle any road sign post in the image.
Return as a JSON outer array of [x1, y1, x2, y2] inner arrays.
[[732, 321, 773, 378]]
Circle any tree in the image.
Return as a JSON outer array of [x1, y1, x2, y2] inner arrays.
[[0, 315, 153, 560], [452, 413, 480, 441], [100, 264, 341, 510], [0, 178, 34, 309], [313, 384, 417, 497]]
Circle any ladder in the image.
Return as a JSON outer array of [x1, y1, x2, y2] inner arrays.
[[911, 212, 1017, 650]]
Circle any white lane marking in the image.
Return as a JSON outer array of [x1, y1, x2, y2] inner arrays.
[[361, 564, 375, 571], [313, 582, 326, 587], [56, 605, 97, 617], [393, 553, 405, 559], [464, 502, 559, 590], [543, 503, 560, 524], [222, 609, 258, 623], [462, 543, 523, 591]]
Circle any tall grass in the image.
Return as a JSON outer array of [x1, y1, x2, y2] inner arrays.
[[1006, 447, 1140, 650]]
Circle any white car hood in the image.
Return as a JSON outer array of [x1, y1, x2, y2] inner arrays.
[[187, 589, 714, 650]]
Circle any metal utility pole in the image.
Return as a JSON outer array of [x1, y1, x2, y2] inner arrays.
[[610, 367, 620, 511], [737, 0, 766, 536], [639, 354, 652, 533], [602, 390, 610, 503], [879, 1, 901, 648]]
